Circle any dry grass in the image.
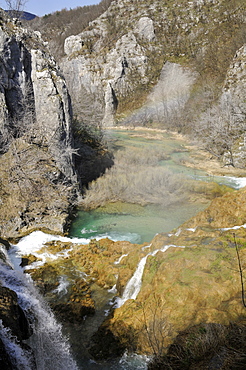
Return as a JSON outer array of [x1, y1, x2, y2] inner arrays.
[[81, 146, 189, 209], [148, 323, 246, 370]]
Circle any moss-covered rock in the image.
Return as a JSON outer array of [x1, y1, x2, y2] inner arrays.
[[91, 187, 246, 357]]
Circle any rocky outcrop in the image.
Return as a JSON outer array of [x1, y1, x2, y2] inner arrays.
[[0, 10, 79, 239], [0, 286, 31, 340], [60, 0, 246, 168], [223, 44, 246, 119], [61, 0, 245, 129]]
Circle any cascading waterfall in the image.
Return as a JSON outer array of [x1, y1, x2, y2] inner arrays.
[[0, 320, 34, 369], [117, 245, 185, 308], [0, 251, 78, 370]]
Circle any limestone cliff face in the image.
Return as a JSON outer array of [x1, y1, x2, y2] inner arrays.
[[61, 0, 245, 128], [60, 0, 246, 168], [0, 10, 77, 238]]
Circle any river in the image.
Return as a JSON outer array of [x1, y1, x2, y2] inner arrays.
[[70, 128, 244, 244], [1, 128, 245, 369]]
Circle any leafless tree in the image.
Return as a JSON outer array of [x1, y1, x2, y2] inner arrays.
[[137, 294, 171, 358], [233, 233, 246, 308], [195, 96, 246, 166], [149, 62, 196, 130], [5, 0, 28, 19]]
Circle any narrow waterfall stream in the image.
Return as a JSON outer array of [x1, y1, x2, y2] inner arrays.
[[117, 245, 185, 308], [0, 249, 78, 370]]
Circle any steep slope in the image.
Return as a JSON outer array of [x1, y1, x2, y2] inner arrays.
[[61, 0, 245, 121], [61, 0, 246, 166], [0, 9, 78, 238], [89, 187, 246, 360]]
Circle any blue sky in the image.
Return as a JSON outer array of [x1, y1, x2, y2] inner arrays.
[[25, 0, 100, 17]]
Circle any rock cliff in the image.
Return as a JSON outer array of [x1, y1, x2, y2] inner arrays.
[[0, 9, 78, 239], [61, 0, 245, 122], [61, 0, 246, 165], [221, 44, 246, 167]]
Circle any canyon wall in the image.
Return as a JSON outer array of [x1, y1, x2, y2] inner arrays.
[[0, 10, 78, 239]]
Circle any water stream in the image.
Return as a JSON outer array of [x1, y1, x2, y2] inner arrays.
[[117, 244, 185, 308], [70, 129, 245, 244], [1, 128, 246, 369], [0, 248, 78, 370]]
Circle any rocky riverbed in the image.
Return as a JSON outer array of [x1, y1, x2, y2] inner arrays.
[[16, 185, 246, 365]]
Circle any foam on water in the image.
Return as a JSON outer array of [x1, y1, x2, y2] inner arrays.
[[114, 254, 129, 265], [193, 174, 246, 189], [91, 231, 141, 243], [221, 223, 246, 231], [12, 230, 139, 271], [224, 176, 246, 189], [14, 230, 89, 255], [53, 275, 70, 295]]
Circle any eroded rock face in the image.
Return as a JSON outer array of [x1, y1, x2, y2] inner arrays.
[[221, 44, 246, 167], [134, 17, 155, 42], [61, 0, 246, 132], [0, 286, 31, 340], [0, 10, 78, 238]]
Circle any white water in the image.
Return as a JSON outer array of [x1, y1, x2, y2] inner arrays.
[[223, 176, 246, 189], [220, 223, 246, 231], [11, 230, 140, 271], [0, 256, 78, 370], [191, 175, 246, 189], [114, 254, 129, 265], [53, 275, 70, 296], [0, 320, 34, 369], [117, 244, 185, 308]]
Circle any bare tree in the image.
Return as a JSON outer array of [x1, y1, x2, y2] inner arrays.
[[137, 294, 171, 358], [148, 62, 196, 130], [5, 0, 28, 19], [233, 233, 246, 308], [195, 96, 246, 166]]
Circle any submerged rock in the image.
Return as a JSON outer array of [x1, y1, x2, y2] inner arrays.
[[0, 286, 31, 340]]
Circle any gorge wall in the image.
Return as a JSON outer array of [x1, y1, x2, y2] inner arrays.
[[61, 0, 246, 166], [0, 9, 78, 239]]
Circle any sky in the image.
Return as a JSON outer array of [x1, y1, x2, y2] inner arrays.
[[19, 0, 100, 17]]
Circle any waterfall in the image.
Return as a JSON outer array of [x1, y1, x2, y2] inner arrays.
[[0, 255, 78, 370], [117, 245, 184, 308], [0, 320, 34, 369]]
